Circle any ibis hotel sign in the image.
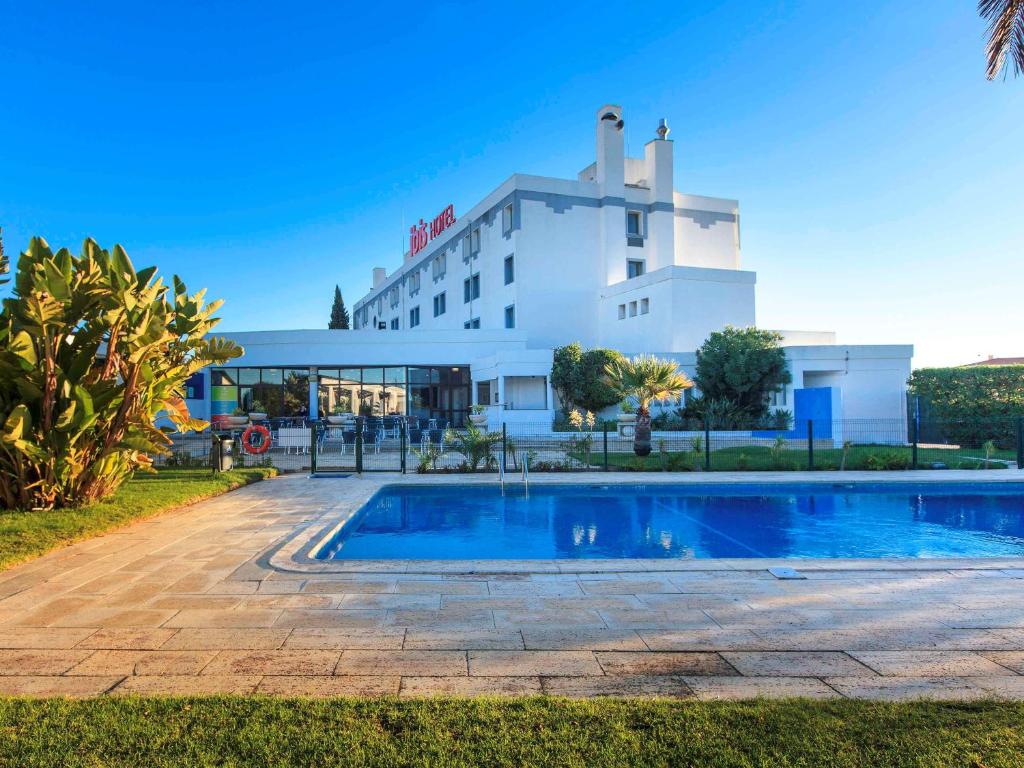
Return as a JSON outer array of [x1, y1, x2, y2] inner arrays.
[[409, 204, 456, 258]]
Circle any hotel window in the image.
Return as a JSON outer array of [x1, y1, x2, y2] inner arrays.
[[433, 291, 446, 317], [432, 253, 446, 279], [502, 203, 513, 235], [617, 304, 626, 320], [629, 301, 637, 317], [504, 304, 515, 329], [627, 259, 645, 279], [463, 318, 480, 329], [470, 227, 481, 255], [408, 271, 421, 295], [389, 286, 399, 308], [640, 298, 649, 315], [626, 210, 642, 237], [504, 254, 514, 285], [390, 318, 399, 330], [463, 273, 480, 303], [409, 306, 420, 328]]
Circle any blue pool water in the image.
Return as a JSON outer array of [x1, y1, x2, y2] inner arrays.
[[314, 483, 1024, 560]]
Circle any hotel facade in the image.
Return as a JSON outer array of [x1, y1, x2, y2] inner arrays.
[[189, 105, 913, 433]]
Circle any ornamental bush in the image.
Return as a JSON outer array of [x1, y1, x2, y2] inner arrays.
[[0, 237, 241, 509], [551, 343, 625, 416], [694, 327, 791, 421]]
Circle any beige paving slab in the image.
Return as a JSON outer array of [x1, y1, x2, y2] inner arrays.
[[161, 628, 291, 650], [257, 675, 401, 696], [965, 676, 1024, 700], [978, 651, 1024, 674], [0, 627, 97, 649], [203, 650, 340, 676], [541, 675, 694, 698], [0, 676, 123, 697], [596, 651, 735, 676], [825, 676, 992, 701], [721, 651, 877, 677], [396, 580, 488, 595], [67, 650, 217, 676], [50, 608, 179, 628], [684, 676, 839, 700], [164, 608, 283, 628], [0, 649, 93, 675], [302, 581, 398, 594], [638, 629, 768, 651], [400, 676, 541, 697], [284, 629, 406, 650], [522, 629, 647, 651], [404, 631, 524, 650], [849, 651, 1012, 677], [468, 650, 602, 677], [384, 609, 495, 630], [337, 594, 440, 610], [275, 609, 387, 629], [335, 649, 467, 676], [77, 628, 179, 650], [113, 675, 262, 695], [599, 609, 717, 630], [493, 609, 607, 630]]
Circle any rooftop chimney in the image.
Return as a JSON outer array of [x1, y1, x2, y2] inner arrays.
[[372, 267, 387, 289]]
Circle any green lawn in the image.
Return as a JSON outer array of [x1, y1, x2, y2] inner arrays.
[[594, 444, 1015, 472], [0, 467, 276, 571], [0, 697, 1022, 767]]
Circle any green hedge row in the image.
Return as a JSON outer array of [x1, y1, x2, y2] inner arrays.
[[909, 366, 1024, 448]]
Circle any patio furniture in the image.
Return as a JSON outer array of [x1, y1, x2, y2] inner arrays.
[[278, 427, 311, 454]]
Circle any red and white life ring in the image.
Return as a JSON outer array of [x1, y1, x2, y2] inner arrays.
[[241, 424, 271, 454]]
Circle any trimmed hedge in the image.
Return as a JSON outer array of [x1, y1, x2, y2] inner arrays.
[[908, 366, 1024, 449]]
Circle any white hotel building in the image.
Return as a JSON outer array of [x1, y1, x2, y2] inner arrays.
[[192, 105, 912, 432]]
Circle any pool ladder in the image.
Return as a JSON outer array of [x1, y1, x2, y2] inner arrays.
[[499, 452, 529, 496]]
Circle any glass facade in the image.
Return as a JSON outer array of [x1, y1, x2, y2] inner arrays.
[[210, 365, 471, 427]]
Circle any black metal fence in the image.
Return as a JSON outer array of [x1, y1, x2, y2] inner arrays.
[[153, 416, 1024, 473]]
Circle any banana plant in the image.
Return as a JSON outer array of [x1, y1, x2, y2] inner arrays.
[[0, 237, 241, 509]]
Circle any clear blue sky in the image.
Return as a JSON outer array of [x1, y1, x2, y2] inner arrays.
[[1, 0, 1020, 367]]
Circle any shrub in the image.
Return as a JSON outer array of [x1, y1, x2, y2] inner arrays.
[[0, 238, 240, 509], [694, 327, 791, 422], [909, 366, 1024, 448], [864, 451, 912, 470], [551, 343, 625, 415]]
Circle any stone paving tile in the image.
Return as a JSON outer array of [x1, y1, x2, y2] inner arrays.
[[302, 581, 397, 594], [580, 580, 679, 595], [600, 609, 717, 630], [0, 627, 97, 649], [396, 580, 488, 595], [684, 676, 839, 700], [595, 651, 735, 677], [825, 676, 992, 701], [8, 597, 102, 627], [965, 676, 1024, 700], [203, 650, 340, 676], [979, 651, 1024, 674], [161, 628, 291, 650], [522, 629, 647, 651], [257, 675, 401, 697], [400, 676, 541, 697], [486, 581, 584, 597], [541, 675, 694, 698], [751, 628, 1013, 651], [849, 651, 1011, 677], [0, 676, 123, 697], [0, 649, 93, 675], [146, 596, 242, 611], [336, 650, 467, 677], [337, 594, 441, 610], [493, 609, 607, 630], [721, 651, 877, 677], [274, 609, 386, 629], [468, 651, 602, 677], [164, 608, 282, 628], [240, 594, 335, 610], [635, 594, 749, 610], [284, 629, 405, 650], [67, 650, 217, 676], [113, 675, 262, 695], [385, 609, 495, 630], [404, 631, 525, 650], [50, 608, 179, 628], [638, 629, 768, 651], [76, 628, 179, 650]]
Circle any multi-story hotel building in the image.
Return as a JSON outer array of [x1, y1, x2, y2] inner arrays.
[[190, 105, 912, 432]]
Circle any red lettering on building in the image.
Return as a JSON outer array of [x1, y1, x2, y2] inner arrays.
[[410, 204, 456, 258]]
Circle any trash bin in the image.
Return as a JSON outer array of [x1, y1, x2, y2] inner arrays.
[[210, 434, 234, 472]]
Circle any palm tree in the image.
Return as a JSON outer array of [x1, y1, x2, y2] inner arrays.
[[605, 355, 693, 457], [980, 0, 1024, 79]]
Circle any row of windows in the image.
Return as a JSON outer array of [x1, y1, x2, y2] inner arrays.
[[617, 297, 650, 319]]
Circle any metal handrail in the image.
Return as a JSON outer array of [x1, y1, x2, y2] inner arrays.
[[521, 451, 529, 495], [498, 453, 505, 495]]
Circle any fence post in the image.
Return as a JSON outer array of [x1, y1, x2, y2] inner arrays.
[[1017, 417, 1023, 470], [912, 411, 919, 470], [400, 421, 406, 474], [807, 419, 814, 470], [309, 422, 317, 475], [355, 422, 363, 474], [502, 423, 508, 473], [704, 418, 711, 472], [603, 424, 609, 472]]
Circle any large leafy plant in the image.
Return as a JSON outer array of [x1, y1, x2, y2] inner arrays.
[[0, 237, 241, 509]]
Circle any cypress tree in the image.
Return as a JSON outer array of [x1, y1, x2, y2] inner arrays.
[[328, 285, 350, 329]]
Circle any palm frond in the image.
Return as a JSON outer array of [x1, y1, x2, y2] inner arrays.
[[604, 354, 693, 412], [980, 0, 1024, 79]]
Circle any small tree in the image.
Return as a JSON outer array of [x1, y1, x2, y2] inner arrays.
[[551, 342, 624, 415], [328, 285, 350, 329], [0, 237, 242, 509], [694, 327, 791, 422], [605, 355, 693, 457]]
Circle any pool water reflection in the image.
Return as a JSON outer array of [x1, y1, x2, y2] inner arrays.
[[314, 483, 1024, 560]]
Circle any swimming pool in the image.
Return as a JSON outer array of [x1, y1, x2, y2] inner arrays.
[[313, 482, 1024, 560]]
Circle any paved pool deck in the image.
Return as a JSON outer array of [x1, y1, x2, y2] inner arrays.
[[3, 470, 1024, 700]]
